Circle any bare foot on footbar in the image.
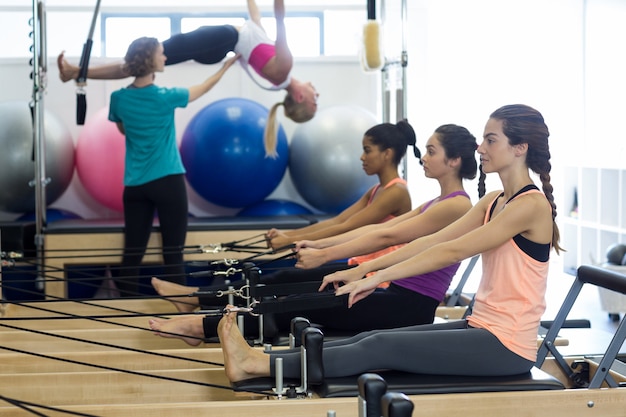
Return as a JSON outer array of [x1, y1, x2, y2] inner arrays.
[[151, 277, 200, 313], [148, 316, 205, 346], [218, 305, 271, 382]]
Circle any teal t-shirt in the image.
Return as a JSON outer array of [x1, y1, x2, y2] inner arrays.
[[109, 84, 188, 186]]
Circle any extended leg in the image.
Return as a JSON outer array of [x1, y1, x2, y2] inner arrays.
[[162, 25, 238, 65]]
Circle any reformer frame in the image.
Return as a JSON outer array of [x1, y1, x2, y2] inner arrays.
[[1, 267, 626, 416], [235, 265, 626, 408]]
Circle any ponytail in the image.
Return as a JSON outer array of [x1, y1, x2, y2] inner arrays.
[[264, 101, 283, 159]]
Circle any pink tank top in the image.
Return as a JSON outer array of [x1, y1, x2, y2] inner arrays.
[[348, 178, 408, 268], [467, 189, 551, 362]]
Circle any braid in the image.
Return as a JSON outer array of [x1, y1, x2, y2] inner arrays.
[[539, 172, 564, 254], [490, 104, 562, 253], [263, 101, 283, 159], [477, 166, 487, 199]]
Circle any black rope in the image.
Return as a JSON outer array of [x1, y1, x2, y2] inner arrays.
[[0, 300, 209, 346], [0, 395, 49, 417], [0, 394, 99, 417], [2, 263, 219, 302], [0, 344, 275, 398], [0, 321, 222, 366], [1, 293, 182, 324]]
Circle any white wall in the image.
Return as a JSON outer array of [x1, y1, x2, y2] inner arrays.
[[2, 0, 626, 229], [0, 55, 379, 220]]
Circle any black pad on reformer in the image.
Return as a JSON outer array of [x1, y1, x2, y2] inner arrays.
[[382, 392, 414, 417], [303, 327, 324, 385], [358, 373, 388, 417], [316, 366, 564, 398], [290, 317, 311, 347]]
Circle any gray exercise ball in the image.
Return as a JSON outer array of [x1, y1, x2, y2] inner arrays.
[[289, 105, 378, 214], [0, 100, 75, 213], [605, 243, 626, 265]]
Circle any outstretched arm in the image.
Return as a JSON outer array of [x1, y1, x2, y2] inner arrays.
[[187, 55, 239, 102], [272, 0, 293, 77], [296, 196, 471, 269], [246, 0, 262, 26], [295, 212, 412, 251], [57, 51, 128, 82], [319, 194, 490, 292], [333, 191, 552, 307], [269, 183, 410, 249]]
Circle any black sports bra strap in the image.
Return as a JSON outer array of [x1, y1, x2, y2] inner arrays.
[[506, 184, 539, 204], [488, 184, 540, 220]]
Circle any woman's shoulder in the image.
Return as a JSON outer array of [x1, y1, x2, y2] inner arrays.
[[381, 177, 408, 190]]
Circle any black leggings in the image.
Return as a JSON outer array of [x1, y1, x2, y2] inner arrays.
[[200, 264, 439, 340], [116, 174, 188, 295], [270, 320, 535, 379], [162, 25, 239, 65]]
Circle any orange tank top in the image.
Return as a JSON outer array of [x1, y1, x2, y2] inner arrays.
[[467, 188, 551, 362]]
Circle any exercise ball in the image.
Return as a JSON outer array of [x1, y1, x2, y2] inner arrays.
[[606, 243, 626, 265], [289, 105, 378, 214], [181, 98, 289, 208], [238, 199, 313, 217], [75, 107, 126, 212], [17, 208, 82, 223], [0, 101, 75, 213]]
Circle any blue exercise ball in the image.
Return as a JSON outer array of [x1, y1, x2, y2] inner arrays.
[[238, 199, 313, 217], [180, 98, 289, 208], [0, 101, 75, 213], [289, 105, 378, 214]]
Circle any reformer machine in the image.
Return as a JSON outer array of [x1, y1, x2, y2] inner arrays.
[[231, 264, 626, 413]]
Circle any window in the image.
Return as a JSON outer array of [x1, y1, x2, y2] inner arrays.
[[0, 6, 364, 58], [101, 13, 325, 58], [103, 16, 171, 57]]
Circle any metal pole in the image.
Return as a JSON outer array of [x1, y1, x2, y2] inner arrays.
[[379, 0, 390, 124], [399, 0, 408, 179], [31, 0, 48, 292]]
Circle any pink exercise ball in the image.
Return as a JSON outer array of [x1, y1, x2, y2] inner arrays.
[[75, 107, 125, 212]]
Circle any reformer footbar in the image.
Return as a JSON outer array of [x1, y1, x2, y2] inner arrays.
[[231, 325, 325, 399], [197, 262, 347, 345]]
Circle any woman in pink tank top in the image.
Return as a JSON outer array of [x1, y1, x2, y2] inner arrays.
[[267, 120, 420, 249]]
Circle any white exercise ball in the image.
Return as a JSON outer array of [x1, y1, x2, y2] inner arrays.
[[289, 105, 379, 214]]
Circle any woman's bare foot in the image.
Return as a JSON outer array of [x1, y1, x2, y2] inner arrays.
[[148, 316, 205, 346], [218, 306, 270, 382], [57, 51, 79, 82], [151, 277, 200, 313]]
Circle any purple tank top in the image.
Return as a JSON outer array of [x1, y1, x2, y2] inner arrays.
[[392, 190, 470, 301]]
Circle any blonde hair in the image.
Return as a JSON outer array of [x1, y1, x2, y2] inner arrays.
[[263, 94, 315, 159]]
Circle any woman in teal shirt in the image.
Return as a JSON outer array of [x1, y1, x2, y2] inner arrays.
[[108, 36, 237, 296]]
